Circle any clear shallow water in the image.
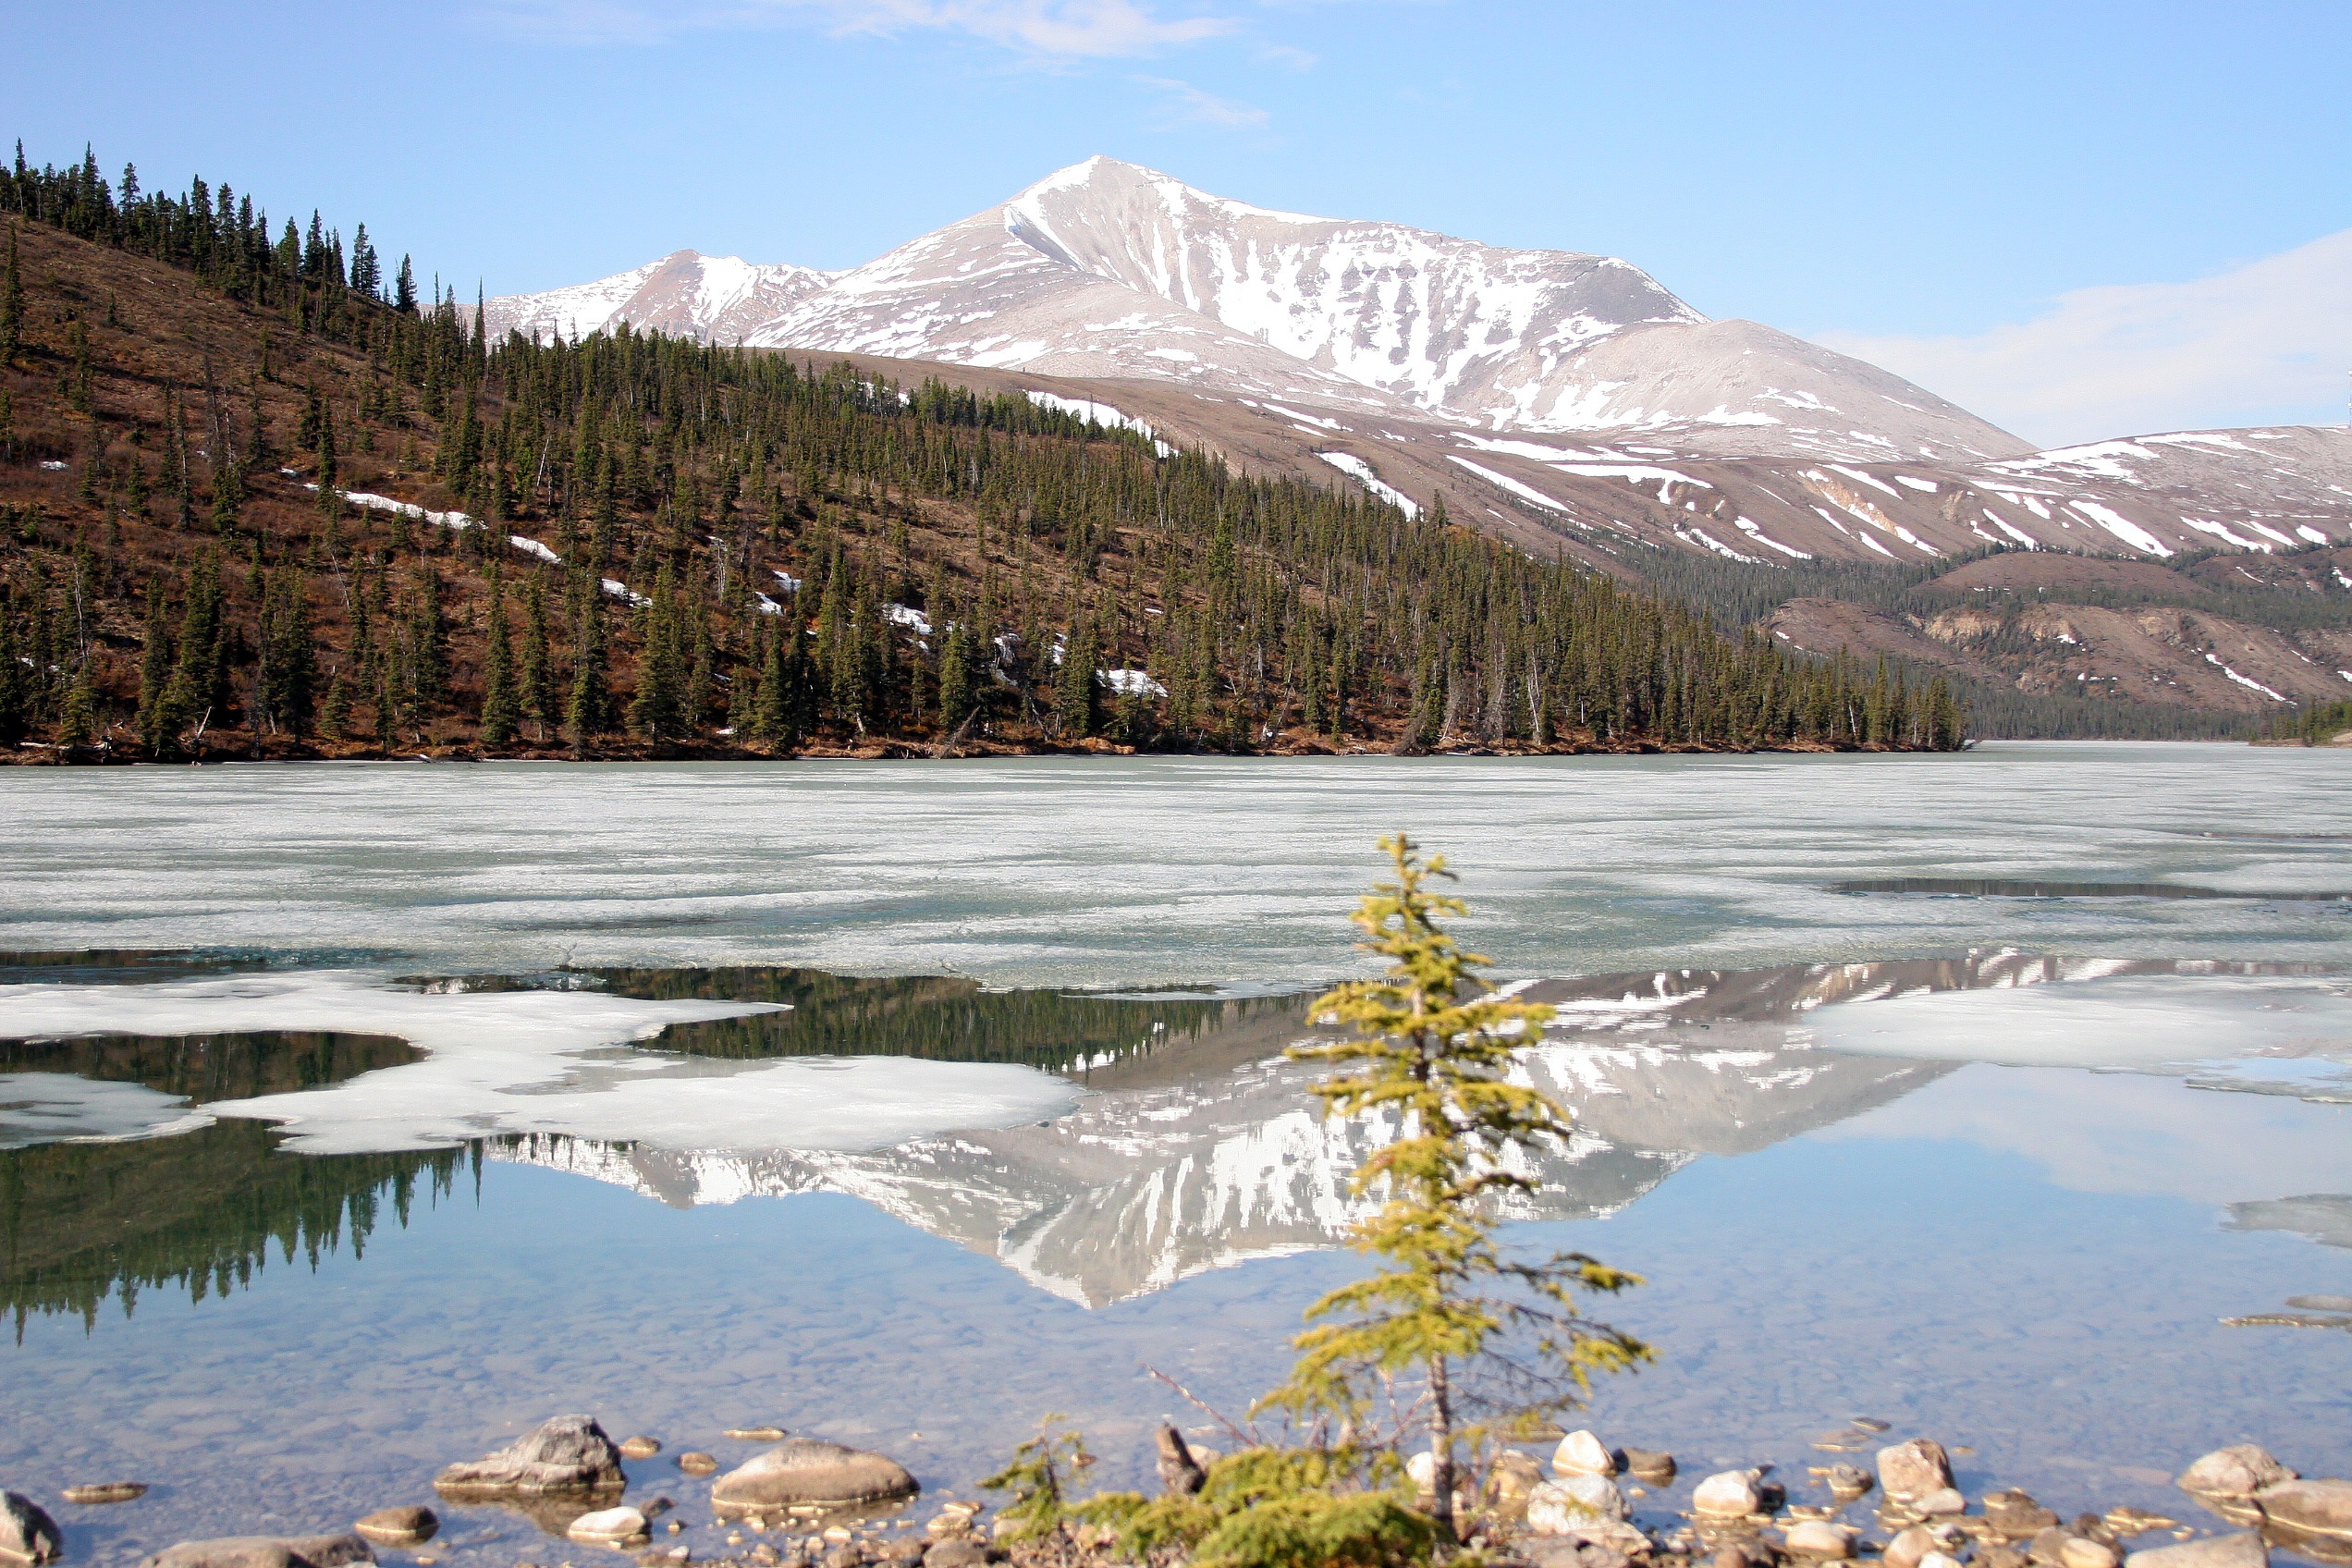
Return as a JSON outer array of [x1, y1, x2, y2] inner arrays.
[[1, 744, 2349, 1566]]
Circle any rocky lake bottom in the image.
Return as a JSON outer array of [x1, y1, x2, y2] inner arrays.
[[0, 746, 2346, 1567]]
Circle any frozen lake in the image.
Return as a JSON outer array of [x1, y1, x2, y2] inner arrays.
[[1, 744, 2347, 1566]]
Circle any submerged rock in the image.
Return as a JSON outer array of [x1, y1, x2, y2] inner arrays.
[[678, 1455, 720, 1478], [725, 1428, 790, 1443], [0, 1494, 63, 1566], [1916, 1488, 1967, 1517], [352, 1509, 438, 1547], [621, 1439, 665, 1460], [62, 1483, 148, 1506], [711, 1441, 917, 1512], [2124, 1534, 2268, 1568], [1623, 1450, 1677, 1486], [435, 1415, 626, 1495], [1878, 1440, 1955, 1501], [1818, 1464, 1872, 1497], [139, 1536, 374, 1568], [2254, 1479, 2352, 1556]]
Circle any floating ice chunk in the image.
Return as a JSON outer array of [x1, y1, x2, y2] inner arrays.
[[0, 972, 1082, 1157], [0, 1072, 212, 1149], [1806, 974, 2352, 1072]]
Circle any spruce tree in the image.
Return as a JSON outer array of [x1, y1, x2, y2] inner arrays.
[[0, 611, 31, 747], [521, 573, 555, 741], [1058, 619, 1101, 738], [567, 588, 609, 756], [0, 224, 19, 362], [56, 661, 97, 748], [134, 577, 173, 754], [479, 570, 519, 746]]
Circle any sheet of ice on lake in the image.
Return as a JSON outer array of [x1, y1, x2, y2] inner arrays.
[[0, 1072, 210, 1147], [1806, 972, 2352, 1096], [0, 971, 1081, 1155]]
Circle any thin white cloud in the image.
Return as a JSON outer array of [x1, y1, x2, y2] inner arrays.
[[1136, 74, 1271, 128], [1820, 229, 2352, 448], [484, 0, 1234, 56]]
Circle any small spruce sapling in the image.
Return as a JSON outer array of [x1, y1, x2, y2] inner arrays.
[[1256, 834, 1650, 1540]]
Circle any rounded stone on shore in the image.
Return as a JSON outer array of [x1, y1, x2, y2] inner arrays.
[[435, 1416, 626, 1497], [1693, 1471, 1764, 1518], [2124, 1533, 2269, 1568], [0, 1493, 63, 1567], [922, 1541, 984, 1568], [137, 1534, 375, 1568], [2178, 1450, 2295, 1500], [1554, 1431, 1619, 1478], [1878, 1440, 1955, 1501], [1921, 1553, 1967, 1568], [1917, 1488, 1967, 1517], [63, 1483, 149, 1506], [1527, 1476, 1629, 1533], [2061, 1538, 2120, 1568], [1782, 1521, 1857, 1559], [712, 1442, 917, 1513], [569, 1509, 649, 1546], [353, 1508, 439, 1547], [1886, 1525, 1941, 1568]]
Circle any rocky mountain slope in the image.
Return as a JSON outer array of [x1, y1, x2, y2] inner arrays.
[[489, 158, 2352, 569]]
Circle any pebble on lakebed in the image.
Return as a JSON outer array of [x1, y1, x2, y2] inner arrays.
[[62, 1483, 149, 1506]]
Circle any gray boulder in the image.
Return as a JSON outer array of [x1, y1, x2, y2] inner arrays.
[[0, 1495, 62, 1567], [923, 1544, 984, 1568], [2253, 1479, 2352, 1554], [435, 1415, 625, 1495], [138, 1537, 374, 1568], [2124, 1533, 2268, 1568], [711, 1441, 918, 1512], [1878, 1439, 1954, 1501]]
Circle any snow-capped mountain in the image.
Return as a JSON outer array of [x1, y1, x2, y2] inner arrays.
[[486, 157, 2025, 462], [486, 159, 2352, 571]]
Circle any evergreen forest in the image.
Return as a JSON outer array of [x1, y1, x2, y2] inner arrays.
[[0, 144, 1971, 761]]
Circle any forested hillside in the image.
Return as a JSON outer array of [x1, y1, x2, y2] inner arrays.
[[0, 145, 1966, 760]]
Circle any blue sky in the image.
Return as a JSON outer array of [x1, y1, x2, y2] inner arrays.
[[11, 0, 2349, 446]]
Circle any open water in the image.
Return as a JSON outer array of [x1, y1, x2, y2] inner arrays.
[[0, 744, 2347, 1566]]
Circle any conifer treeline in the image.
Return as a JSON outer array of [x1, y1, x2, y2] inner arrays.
[[0, 143, 1967, 758]]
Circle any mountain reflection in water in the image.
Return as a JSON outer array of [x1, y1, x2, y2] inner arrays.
[[2, 951, 2320, 1323]]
